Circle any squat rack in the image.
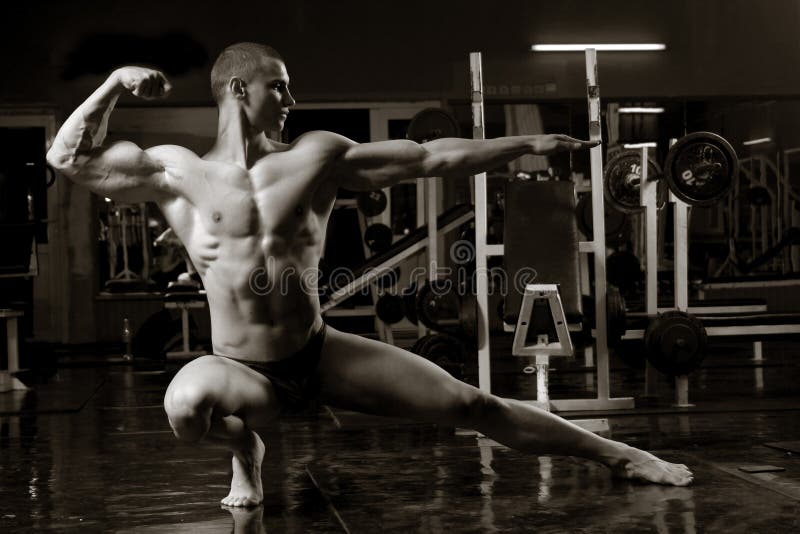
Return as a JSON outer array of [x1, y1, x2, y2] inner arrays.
[[471, 49, 634, 412]]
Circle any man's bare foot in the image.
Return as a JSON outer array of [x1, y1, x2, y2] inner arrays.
[[221, 431, 265, 507], [609, 445, 694, 486]]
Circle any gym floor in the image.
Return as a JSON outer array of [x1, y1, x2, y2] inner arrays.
[[2, 339, 800, 533]]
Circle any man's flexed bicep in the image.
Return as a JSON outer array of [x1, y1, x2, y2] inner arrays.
[[47, 65, 173, 203], [54, 140, 171, 202]]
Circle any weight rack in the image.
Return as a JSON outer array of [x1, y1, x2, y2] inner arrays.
[[471, 49, 634, 412], [627, 144, 800, 406]]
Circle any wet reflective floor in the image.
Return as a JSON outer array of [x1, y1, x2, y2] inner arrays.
[[2, 341, 800, 532]]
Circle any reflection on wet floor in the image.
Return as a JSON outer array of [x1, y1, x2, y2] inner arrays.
[[1, 342, 800, 532]]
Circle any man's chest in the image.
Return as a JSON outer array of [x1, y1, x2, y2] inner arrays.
[[169, 160, 335, 242]]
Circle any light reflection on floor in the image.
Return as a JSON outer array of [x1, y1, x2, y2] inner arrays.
[[1, 342, 800, 532]]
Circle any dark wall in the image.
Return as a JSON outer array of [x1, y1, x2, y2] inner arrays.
[[2, 0, 800, 111]]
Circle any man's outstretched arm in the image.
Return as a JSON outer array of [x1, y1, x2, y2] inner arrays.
[[46, 66, 173, 203], [334, 135, 599, 191]]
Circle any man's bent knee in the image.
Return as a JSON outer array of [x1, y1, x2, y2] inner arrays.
[[164, 383, 213, 442]]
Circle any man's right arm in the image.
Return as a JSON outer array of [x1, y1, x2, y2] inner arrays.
[[46, 66, 173, 203]]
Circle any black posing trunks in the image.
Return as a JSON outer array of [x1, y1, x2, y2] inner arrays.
[[231, 322, 327, 415]]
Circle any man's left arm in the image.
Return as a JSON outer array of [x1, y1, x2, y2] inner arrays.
[[334, 134, 598, 191]]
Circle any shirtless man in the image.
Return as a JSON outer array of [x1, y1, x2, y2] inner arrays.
[[47, 42, 693, 508]]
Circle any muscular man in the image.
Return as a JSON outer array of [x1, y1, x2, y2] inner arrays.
[[48, 42, 693, 508]]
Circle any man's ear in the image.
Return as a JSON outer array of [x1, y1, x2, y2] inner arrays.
[[229, 77, 247, 99]]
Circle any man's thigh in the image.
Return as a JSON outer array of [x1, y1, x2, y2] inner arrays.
[[166, 354, 282, 426], [315, 326, 479, 422]]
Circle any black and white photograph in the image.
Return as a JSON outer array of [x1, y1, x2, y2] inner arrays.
[[1, 1, 799, 531]]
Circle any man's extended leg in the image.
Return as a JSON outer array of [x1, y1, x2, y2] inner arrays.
[[163, 355, 282, 506], [316, 326, 692, 486]]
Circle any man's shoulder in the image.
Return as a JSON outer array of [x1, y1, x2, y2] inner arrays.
[[289, 130, 355, 154], [145, 144, 202, 163]]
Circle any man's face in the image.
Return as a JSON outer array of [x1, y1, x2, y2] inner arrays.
[[244, 58, 295, 132]]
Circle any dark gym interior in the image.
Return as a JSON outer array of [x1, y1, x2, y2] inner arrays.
[[2, 1, 800, 532]]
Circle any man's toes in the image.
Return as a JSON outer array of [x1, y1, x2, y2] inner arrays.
[[670, 471, 693, 486]]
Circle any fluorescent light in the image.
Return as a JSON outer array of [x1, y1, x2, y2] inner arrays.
[[623, 142, 657, 149], [743, 137, 772, 146], [531, 43, 666, 52], [618, 107, 665, 114]]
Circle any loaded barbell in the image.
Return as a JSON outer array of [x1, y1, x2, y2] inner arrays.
[[603, 131, 739, 213]]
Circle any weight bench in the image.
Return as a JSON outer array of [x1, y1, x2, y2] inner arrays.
[[511, 284, 574, 406], [504, 180, 614, 429], [163, 288, 207, 360]]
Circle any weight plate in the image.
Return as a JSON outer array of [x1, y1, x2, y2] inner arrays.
[[604, 151, 662, 213], [665, 132, 738, 206], [357, 190, 388, 217], [644, 310, 708, 375], [415, 280, 462, 334], [401, 283, 419, 324], [375, 294, 405, 324], [411, 334, 433, 355], [363, 223, 393, 253], [407, 108, 461, 143], [575, 194, 631, 245], [606, 285, 628, 348]]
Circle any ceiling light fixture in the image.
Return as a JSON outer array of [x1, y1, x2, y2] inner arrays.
[[618, 107, 665, 114], [531, 43, 666, 52], [623, 142, 657, 149]]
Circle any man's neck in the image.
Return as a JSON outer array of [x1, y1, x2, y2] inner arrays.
[[208, 108, 274, 168]]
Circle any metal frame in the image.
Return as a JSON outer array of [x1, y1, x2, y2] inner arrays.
[[512, 284, 574, 358], [470, 52, 494, 394], [698, 278, 800, 291], [638, 150, 800, 405], [471, 49, 634, 413], [320, 210, 474, 312], [164, 299, 208, 360], [512, 284, 576, 415]]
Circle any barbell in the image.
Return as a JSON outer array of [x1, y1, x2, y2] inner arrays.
[[603, 131, 739, 212]]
